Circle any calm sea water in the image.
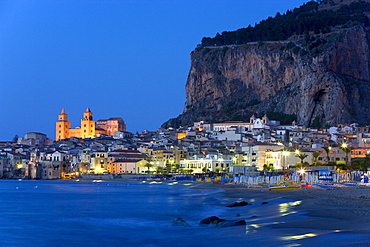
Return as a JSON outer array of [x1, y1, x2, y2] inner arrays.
[[0, 180, 368, 247]]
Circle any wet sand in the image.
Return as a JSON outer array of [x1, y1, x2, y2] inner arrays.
[[194, 183, 370, 234]]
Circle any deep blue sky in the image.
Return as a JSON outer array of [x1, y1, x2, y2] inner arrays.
[[0, 0, 308, 141]]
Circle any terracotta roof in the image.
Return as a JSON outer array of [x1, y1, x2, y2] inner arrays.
[[113, 159, 143, 163], [109, 153, 146, 159], [110, 150, 141, 154]]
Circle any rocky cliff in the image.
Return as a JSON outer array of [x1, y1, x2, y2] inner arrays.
[[163, 24, 370, 128]]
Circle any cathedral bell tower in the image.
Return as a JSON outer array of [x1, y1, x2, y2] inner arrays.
[[81, 108, 95, 138], [56, 109, 71, 141]]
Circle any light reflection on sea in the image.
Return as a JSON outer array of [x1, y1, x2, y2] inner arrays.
[[0, 180, 368, 247]]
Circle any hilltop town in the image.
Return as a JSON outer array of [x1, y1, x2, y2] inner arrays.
[[0, 108, 368, 179]]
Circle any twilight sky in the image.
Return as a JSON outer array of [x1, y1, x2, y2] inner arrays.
[[0, 0, 308, 141]]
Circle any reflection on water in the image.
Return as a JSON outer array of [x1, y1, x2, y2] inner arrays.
[[246, 222, 280, 234], [281, 230, 342, 241], [149, 181, 162, 184], [279, 200, 302, 213]]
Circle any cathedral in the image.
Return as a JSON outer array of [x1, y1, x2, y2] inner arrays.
[[55, 108, 126, 141]]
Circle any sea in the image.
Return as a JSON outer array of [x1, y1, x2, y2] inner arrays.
[[0, 180, 369, 247]]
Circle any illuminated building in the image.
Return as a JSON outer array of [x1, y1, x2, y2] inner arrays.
[[96, 118, 126, 136], [55, 108, 126, 141]]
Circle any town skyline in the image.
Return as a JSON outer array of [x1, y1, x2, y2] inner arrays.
[[1, 112, 368, 180], [0, 0, 308, 141]]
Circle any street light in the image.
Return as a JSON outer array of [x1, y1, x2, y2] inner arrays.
[[232, 156, 237, 164], [298, 168, 306, 175]]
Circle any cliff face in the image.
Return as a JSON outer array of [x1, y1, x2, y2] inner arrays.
[[163, 25, 370, 128]]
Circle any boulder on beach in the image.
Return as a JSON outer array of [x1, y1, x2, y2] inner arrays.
[[226, 201, 249, 207], [199, 216, 220, 225], [172, 217, 191, 227]]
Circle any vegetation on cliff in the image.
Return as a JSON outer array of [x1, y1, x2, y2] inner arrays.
[[201, 0, 370, 46]]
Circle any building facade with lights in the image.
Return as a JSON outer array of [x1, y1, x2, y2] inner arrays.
[[55, 108, 126, 141], [179, 156, 233, 173]]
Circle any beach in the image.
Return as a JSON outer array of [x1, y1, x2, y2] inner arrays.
[[196, 183, 370, 237]]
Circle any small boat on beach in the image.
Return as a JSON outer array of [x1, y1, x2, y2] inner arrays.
[[269, 185, 302, 191], [269, 176, 302, 191], [213, 181, 226, 184]]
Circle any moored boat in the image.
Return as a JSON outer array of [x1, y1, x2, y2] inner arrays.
[[269, 176, 302, 191]]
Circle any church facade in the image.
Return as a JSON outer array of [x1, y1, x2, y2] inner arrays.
[[55, 108, 126, 141]]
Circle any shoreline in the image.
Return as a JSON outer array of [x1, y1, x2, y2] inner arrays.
[[14, 178, 370, 234], [194, 183, 370, 234]]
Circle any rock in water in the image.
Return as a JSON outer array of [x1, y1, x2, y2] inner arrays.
[[199, 216, 220, 225], [209, 219, 226, 227], [211, 220, 246, 228], [172, 217, 191, 227], [226, 201, 249, 207]]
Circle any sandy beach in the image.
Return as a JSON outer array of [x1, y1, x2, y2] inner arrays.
[[195, 183, 370, 236]]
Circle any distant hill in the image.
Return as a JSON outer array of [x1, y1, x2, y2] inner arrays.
[[163, 0, 370, 129]]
